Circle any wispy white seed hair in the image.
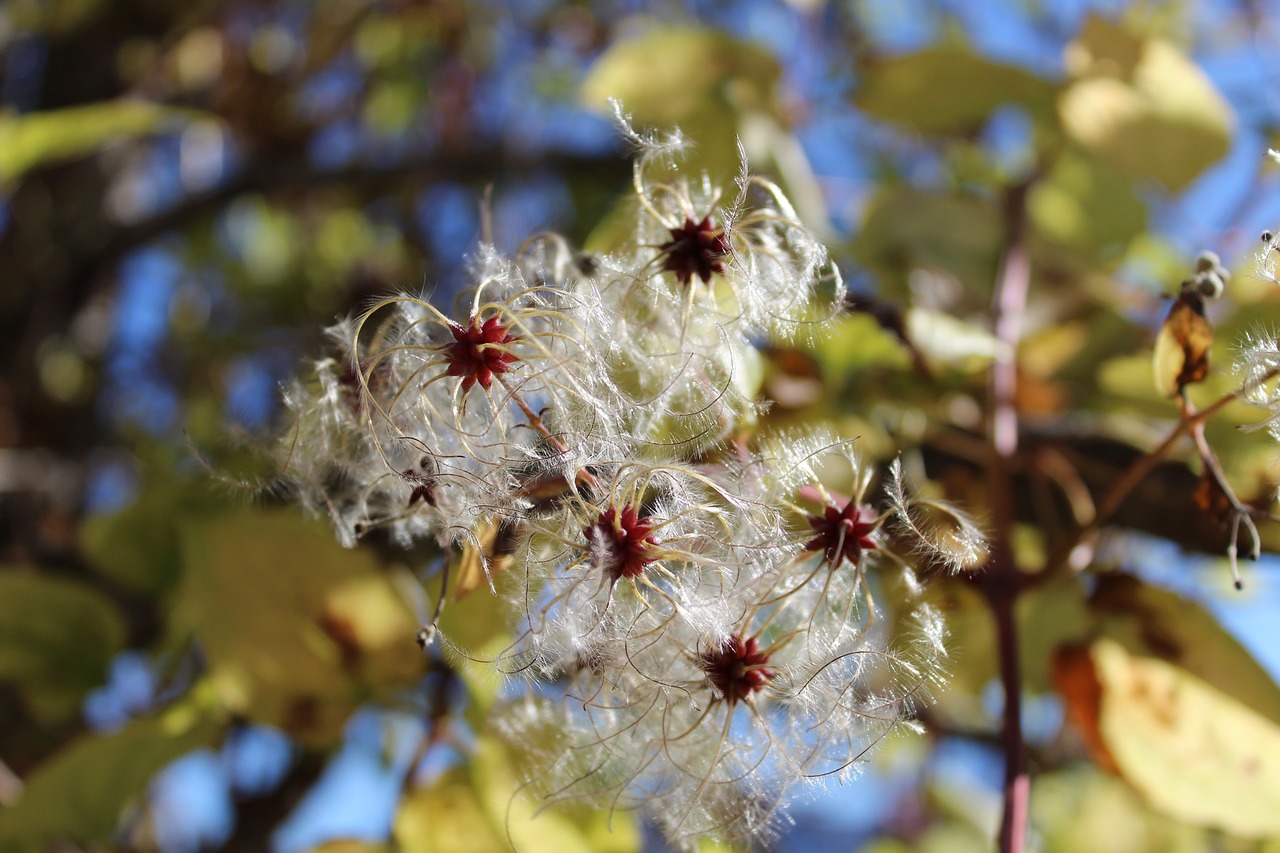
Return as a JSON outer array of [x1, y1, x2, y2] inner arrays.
[[1234, 329, 1280, 442], [887, 458, 988, 573], [274, 117, 981, 850]]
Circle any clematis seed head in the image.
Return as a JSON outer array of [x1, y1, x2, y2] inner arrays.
[[583, 504, 660, 581], [804, 499, 878, 568], [659, 215, 731, 286], [444, 315, 519, 392], [698, 634, 774, 704]]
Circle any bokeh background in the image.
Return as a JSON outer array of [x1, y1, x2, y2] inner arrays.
[[4, 0, 1280, 851]]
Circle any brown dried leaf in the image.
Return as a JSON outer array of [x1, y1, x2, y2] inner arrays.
[[1053, 644, 1119, 773], [1152, 290, 1211, 398], [451, 520, 517, 602]]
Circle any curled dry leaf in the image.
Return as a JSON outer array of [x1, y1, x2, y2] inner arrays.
[[1152, 287, 1212, 399], [451, 519, 519, 602]]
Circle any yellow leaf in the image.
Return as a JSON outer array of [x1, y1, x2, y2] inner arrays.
[[905, 308, 1003, 371], [469, 735, 639, 853], [307, 842, 392, 853], [1151, 291, 1212, 398], [396, 738, 640, 853], [1091, 574, 1280, 727], [176, 510, 425, 745], [395, 771, 506, 853], [450, 520, 515, 602], [1059, 16, 1233, 191], [1090, 638, 1280, 836], [0, 101, 196, 185], [1031, 765, 1208, 852]]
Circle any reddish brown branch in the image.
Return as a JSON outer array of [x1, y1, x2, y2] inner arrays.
[[1047, 366, 1280, 573], [986, 182, 1032, 853]]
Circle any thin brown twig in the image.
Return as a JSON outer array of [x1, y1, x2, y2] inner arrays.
[[497, 378, 599, 491], [1182, 396, 1262, 589], [1050, 365, 1280, 572]]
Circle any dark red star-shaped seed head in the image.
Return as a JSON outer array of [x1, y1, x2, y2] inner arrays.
[[444, 316, 519, 393], [583, 505, 660, 581], [659, 215, 731, 286], [699, 634, 774, 704], [804, 499, 878, 568]]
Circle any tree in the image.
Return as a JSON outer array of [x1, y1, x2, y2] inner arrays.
[[2, 2, 1279, 852]]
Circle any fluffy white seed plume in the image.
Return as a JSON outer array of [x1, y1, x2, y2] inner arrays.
[[887, 457, 988, 573], [1235, 329, 1280, 439], [275, 116, 977, 849]]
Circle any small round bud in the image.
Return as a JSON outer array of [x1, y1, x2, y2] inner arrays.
[[1195, 250, 1221, 273], [1195, 272, 1225, 300], [1262, 231, 1273, 244]]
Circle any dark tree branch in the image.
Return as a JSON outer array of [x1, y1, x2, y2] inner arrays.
[[214, 749, 326, 853], [0, 147, 627, 457]]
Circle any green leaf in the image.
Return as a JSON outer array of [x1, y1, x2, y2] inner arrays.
[[924, 573, 1094, 709], [25, 0, 109, 36], [1088, 637, 1280, 836], [1031, 765, 1207, 852], [921, 580, 996, 717], [0, 570, 126, 723], [581, 26, 781, 177], [862, 822, 990, 853], [79, 480, 220, 597], [1059, 16, 1233, 191], [433, 569, 511, 725], [0, 100, 192, 185], [853, 187, 1003, 304], [853, 45, 1057, 135], [0, 689, 224, 848], [1028, 147, 1147, 251], [176, 509, 426, 745], [696, 839, 751, 853], [1017, 574, 1093, 694], [808, 312, 911, 376]]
